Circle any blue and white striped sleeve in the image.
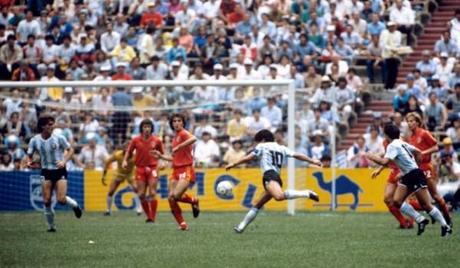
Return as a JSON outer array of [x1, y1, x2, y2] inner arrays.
[[27, 137, 35, 156]]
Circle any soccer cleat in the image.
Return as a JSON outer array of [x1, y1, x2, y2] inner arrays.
[[145, 219, 154, 223], [233, 226, 243, 234], [192, 199, 200, 218], [103, 211, 111, 216], [47, 227, 56, 233], [417, 219, 430, 235], [441, 225, 452, 237], [308, 191, 320, 202], [73, 206, 82, 219], [179, 222, 189, 231]]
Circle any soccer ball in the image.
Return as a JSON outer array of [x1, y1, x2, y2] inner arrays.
[[217, 181, 234, 197]]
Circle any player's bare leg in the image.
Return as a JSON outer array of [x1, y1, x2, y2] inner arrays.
[[168, 180, 187, 230], [137, 180, 152, 222], [42, 180, 55, 232], [105, 179, 122, 215], [426, 177, 452, 226], [146, 178, 158, 222], [393, 185, 429, 235], [414, 187, 452, 236], [128, 180, 142, 215], [173, 178, 200, 218], [56, 179, 81, 219], [384, 183, 411, 228], [265, 181, 319, 202], [234, 191, 272, 234]]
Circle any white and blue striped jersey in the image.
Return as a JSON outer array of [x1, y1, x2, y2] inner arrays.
[[384, 139, 419, 175], [250, 142, 295, 174], [27, 134, 70, 170]]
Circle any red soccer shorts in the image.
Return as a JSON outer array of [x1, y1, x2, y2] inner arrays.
[[419, 163, 436, 180], [170, 165, 195, 183], [135, 166, 158, 183], [387, 168, 400, 184]]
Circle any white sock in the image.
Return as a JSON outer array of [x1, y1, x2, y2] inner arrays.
[[401, 202, 425, 223], [237, 207, 259, 231], [429, 207, 448, 227], [44, 206, 55, 229], [284, 189, 312, 200], [135, 196, 142, 213], [65, 196, 78, 208], [107, 196, 113, 213]]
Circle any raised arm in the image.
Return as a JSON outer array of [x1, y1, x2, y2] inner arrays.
[[292, 153, 322, 167]]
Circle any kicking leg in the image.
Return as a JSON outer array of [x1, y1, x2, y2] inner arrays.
[[393, 185, 428, 235], [415, 188, 451, 236], [56, 179, 81, 219], [426, 177, 452, 226], [234, 191, 272, 233], [173, 178, 200, 218], [42, 180, 55, 232]]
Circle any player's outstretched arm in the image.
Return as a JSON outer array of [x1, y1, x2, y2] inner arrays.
[[292, 153, 322, 167], [152, 150, 173, 162], [226, 154, 256, 170], [365, 152, 390, 166], [172, 135, 197, 154]]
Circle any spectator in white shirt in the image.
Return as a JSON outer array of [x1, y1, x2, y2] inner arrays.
[[194, 131, 221, 167], [100, 22, 121, 54], [245, 109, 271, 136], [146, 55, 168, 80], [16, 10, 41, 44], [448, 9, 460, 46], [347, 136, 370, 168], [193, 116, 218, 138], [78, 135, 109, 170], [363, 125, 384, 155], [261, 97, 282, 131], [389, 0, 415, 45]]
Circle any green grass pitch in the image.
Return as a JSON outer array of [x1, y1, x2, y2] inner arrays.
[[1, 211, 459, 267]]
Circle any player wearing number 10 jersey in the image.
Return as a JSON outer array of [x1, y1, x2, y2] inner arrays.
[[225, 129, 322, 233]]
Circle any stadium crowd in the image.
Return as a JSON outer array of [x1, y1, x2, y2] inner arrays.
[[0, 0, 459, 195]]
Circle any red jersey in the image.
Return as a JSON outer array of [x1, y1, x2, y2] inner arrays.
[[127, 135, 164, 167], [407, 128, 437, 164], [172, 129, 194, 168]]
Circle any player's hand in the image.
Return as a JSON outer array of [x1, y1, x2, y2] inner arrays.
[[311, 159, 322, 167], [151, 150, 161, 157], [101, 176, 107, 186], [158, 161, 166, 170], [172, 146, 180, 154], [56, 161, 66, 169], [26, 161, 34, 168], [371, 169, 381, 179], [122, 160, 128, 169], [225, 163, 234, 171]]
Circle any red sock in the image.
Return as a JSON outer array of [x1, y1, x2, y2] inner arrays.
[[141, 199, 151, 220], [149, 199, 158, 221], [179, 193, 195, 204], [388, 205, 407, 225], [409, 199, 422, 211], [436, 197, 451, 223], [168, 199, 184, 225]]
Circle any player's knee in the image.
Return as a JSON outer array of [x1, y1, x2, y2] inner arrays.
[[139, 193, 146, 200], [57, 197, 66, 204], [273, 193, 285, 201], [393, 200, 402, 208], [383, 196, 393, 206]]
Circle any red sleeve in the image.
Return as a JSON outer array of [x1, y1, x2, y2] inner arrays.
[[424, 131, 437, 147], [180, 130, 192, 141]]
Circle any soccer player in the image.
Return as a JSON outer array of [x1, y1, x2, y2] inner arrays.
[[405, 112, 452, 226], [101, 142, 142, 216], [26, 114, 82, 232], [366, 123, 452, 236], [123, 119, 163, 223], [372, 139, 413, 229], [154, 113, 200, 231], [225, 129, 322, 233]]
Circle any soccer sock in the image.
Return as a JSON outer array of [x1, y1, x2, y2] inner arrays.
[[237, 207, 259, 231], [134, 196, 142, 213], [400, 202, 425, 223], [387, 204, 407, 225], [106, 196, 113, 213], [168, 199, 185, 225], [284, 189, 312, 200], [434, 197, 451, 224], [149, 199, 158, 221], [140, 198, 151, 219], [408, 199, 422, 211], [429, 207, 448, 227], [65, 196, 78, 208], [44, 206, 55, 229], [178, 193, 195, 204]]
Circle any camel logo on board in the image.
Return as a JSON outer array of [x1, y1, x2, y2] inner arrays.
[[312, 171, 363, 210]]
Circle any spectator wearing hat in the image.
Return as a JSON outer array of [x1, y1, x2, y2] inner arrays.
[[439, 137, 458, 163], [416, 50, 437, 79], [380, 20, 401, 89], [307, 129, 330, 161], [93, 64, 113, 81], [223, 140, 246, 167], [427, 75, 449, 103], [310, 75, 335, 106], [241, 58, 261, 80], [131, 87, 156, 111], [112, 62, 132, 80], [425, 92, 448, 131], [59, 86, 80, 108], [194, 131, 220, 168]]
